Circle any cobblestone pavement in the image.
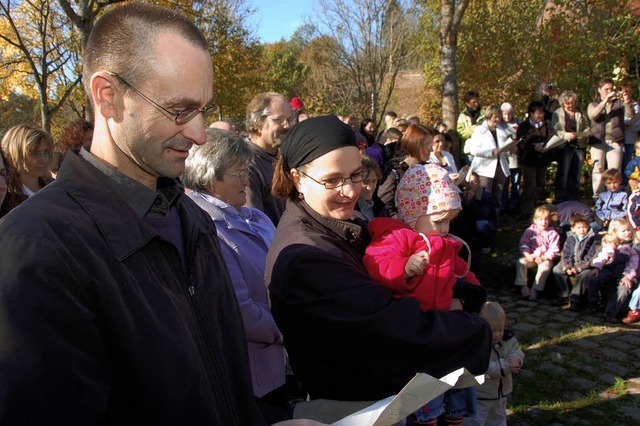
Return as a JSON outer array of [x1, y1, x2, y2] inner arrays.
[[486, 288, 640, 425]]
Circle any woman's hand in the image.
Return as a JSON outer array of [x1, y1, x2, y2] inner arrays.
[[404, 251, 430, 279], [604, 90, 618, 104]]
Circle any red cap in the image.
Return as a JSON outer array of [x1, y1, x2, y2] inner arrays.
[[290, 97, 304, 110]]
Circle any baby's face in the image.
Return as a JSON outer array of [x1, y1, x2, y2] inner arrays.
[[414, 209, 460, 237], [489, 320, 505, 344]]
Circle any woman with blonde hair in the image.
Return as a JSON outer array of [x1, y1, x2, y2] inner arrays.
[[1, 124, 53, 200]]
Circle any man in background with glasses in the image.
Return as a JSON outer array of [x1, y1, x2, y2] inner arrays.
[[245, 92, 294, 226], [0, 4, 320, 426]]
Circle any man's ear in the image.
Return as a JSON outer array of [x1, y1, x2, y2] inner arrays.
[[90, 72, 121, 121]]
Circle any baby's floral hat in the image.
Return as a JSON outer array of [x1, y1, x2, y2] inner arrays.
[[396, 163, 461, 227]]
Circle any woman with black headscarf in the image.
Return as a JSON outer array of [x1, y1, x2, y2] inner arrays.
[[264, 115, 491, 420]]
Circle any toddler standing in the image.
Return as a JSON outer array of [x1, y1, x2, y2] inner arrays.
[[514, 205, 561, 300], [465, 302, 524, 426], [364, 163, 487, 425]]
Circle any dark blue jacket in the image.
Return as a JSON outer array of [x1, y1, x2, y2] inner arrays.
[[0, 152, 265, 425]]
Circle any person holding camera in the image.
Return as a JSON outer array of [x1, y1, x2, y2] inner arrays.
[[588, 78, 625, 197]]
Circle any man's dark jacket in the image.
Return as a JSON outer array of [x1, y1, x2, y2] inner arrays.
[[0, 152, 265, 425]]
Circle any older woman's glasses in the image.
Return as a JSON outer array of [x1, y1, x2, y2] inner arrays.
[[298, 169, 369, 189], [108, 72, 217, 125], [224, 169, 250, 181]]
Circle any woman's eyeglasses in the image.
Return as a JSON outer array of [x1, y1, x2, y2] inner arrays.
[[224, 170, 250, 181], [298, 169, 369, 189]]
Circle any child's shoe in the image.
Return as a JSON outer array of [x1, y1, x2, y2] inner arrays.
[[603, 314, 620, 324], [529, 288, 538, 301], [622, 310, 640, 324], [444, 416, 463, 426], [520, 286, 530, 299]]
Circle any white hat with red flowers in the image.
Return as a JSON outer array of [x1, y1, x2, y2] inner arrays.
[[396, 163, 461, 227]]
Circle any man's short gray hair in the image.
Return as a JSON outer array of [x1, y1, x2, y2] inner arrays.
[[559, 91, 578, 105], [183, 128, 253, 191], [245, 92, 286, 135]]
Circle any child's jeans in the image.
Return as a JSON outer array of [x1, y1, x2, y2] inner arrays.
[[514, 257, 553, 290], [586, 266, 636, 318], [414, 388, 477, 421], [629, 286, 640, 311]]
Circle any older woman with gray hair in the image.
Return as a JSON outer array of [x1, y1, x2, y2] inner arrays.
[[183, 128, 288, 423], [552, 90, 590, 202]]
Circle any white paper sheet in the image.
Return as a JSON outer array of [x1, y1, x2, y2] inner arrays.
[[333, 368, 484, 426]]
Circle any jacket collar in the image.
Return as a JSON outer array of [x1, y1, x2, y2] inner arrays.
[[188, 191, 255, 232], [56, 151, 215, 261], [289, 199, 366, 246]]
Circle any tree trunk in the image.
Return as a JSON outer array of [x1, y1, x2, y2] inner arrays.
[[439, 0, 469, 163]]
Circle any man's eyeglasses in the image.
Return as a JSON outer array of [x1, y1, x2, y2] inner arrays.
[[265, 116, 296, 127], [108, 72, 217, 125], [224, 170, 250, 181], [298, 169, 369, 189]]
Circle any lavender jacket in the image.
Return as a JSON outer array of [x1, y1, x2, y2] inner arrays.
[[188, 191, 285, 398], [595, 189, 628, 222], [519, 224, 561, 260]]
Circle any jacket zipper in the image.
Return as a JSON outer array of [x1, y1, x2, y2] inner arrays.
[[177, 247, 239, 426]]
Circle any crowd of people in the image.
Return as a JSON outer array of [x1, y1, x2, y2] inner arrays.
[[1, 3, 639, 425]]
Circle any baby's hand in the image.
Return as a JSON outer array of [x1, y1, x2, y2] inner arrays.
[[450, 298, 463, 311], [507, 355, 522, 373], [404, 251, 430, 279]]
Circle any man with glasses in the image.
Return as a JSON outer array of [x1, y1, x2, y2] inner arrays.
[[245, 92, 294, 225], [0, 4, 318, 425]]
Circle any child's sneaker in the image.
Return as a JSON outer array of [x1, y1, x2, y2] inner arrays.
[[622, 310, 640, 324], [529, 288, 538, 301], [521, 286, 530, 298]]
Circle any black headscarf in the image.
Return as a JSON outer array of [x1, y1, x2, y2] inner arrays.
[[281, 115, 357, 169]]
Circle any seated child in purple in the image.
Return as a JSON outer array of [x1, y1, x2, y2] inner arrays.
[[514, 205, 561, 301], [586, 218, 639, 322]]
